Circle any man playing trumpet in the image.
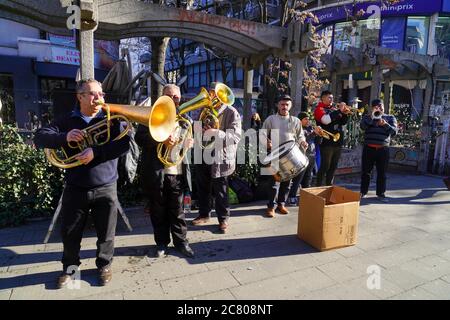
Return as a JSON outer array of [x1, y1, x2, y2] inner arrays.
[[314, 91, 350, 186], [34, 79, 130, 288], [360, 99, 398, 201]]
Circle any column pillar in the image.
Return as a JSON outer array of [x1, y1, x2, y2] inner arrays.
[[290, 57, 305, 116], [243, 68, 254, 130]]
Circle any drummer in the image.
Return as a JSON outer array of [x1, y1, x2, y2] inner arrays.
[[261, 95, 308, 218]]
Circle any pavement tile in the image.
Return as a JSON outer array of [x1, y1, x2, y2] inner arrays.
[[160, 268, 240, 299]]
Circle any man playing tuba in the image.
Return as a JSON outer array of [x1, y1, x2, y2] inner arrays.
[[191, 82, 242, 234], [135, 84, 195, 258]]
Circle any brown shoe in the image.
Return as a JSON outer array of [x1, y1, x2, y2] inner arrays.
[[98, 267, 112, 286], [192, 216, 210, 226], [219, 221, 228, 233], [57, 272, 72, 289], [277, 205, 289, 215], [265, 208, 275, 218]]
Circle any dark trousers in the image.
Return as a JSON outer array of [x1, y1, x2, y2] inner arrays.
[[60, 182, 118, 271], [267, 178, 291, 208], [288, 155, 315, 198], [149, 175, 188, 247], [316, 145, 342, 186], [196, 163, 230, 223], [360, 145, 390, 196]]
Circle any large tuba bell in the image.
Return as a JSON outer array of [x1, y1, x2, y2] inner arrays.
[[199, 82, 235, 149], [45, 97, 177, 169], [157, 82, 235, 166]]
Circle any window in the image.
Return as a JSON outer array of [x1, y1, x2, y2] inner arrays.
[[436, 16, 450, 65], [317, 25, 333, 54], [406, 17, 430, 55], [0, 74, 15, 125], [334, 18, 380, 52]]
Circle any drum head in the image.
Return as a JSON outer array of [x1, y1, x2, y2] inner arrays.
[[262, 140, 295, 164]]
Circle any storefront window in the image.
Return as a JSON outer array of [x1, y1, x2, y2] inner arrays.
[[317, 25, 333, 54], [334, 18, 380, 51], [406, 17, 430, 55], [435, 16, 450, 65], [0, 74, 15, 125]]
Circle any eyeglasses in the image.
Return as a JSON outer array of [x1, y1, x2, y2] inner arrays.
[[165, 94, 180, 101], [81, 91, 106, 98]]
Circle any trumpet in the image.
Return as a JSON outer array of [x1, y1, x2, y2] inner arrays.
[[341, 104, 365, 115], [372, 110, 383, 120], [314, 126, 340, 142]]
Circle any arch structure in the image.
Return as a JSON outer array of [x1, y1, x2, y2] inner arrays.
[[0, 0, 298, 62]]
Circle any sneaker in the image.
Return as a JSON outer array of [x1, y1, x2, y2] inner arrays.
[[360, 193, 366, 199], [377, 194, 389, 203], [287, 197, 297, 206]]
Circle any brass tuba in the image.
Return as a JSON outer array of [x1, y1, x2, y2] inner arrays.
[[45, 97, 177, 169], [157, 83, 235, 166], [199, 82, 235, 149]]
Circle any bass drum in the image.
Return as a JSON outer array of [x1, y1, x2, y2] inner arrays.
[[262, 140, 309, 182]]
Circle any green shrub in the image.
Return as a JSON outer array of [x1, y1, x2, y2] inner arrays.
[[0, 125, 64, 227]]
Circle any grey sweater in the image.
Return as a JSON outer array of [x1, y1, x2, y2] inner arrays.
[[360, 114, 398, 146]]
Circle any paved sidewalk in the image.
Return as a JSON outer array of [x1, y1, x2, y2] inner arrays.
[[1, 173, 450, 300]]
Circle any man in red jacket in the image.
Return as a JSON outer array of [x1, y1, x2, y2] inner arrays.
[[314, 90, 349, 186]]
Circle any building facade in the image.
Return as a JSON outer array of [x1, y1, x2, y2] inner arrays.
[[0, 18, 119, 128]]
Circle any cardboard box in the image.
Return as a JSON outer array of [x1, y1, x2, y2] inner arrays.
[[297, 186, 360, 251]]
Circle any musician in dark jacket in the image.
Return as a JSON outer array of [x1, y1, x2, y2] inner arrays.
[[314, 90, 349, 186], [360, 99, 398, 201], [135, 84, 194, 258], [34, 79, 130, 288], [287, 112, 322, 205]]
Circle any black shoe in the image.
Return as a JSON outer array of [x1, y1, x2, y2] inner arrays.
[[175, 243, 195, 258], [155, 244, 168, 258], [98, 267, 112, 286], [377, 194, 389, 203], [57, 272, 72, 289]]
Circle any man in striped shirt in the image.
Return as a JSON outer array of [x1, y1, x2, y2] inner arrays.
[[360, 99, 398, 202]]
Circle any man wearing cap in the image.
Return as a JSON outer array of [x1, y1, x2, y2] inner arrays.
[[191, 82, 242, 234], [360, 99, 398, 202], [287, 112, 323, 205], [261, 95, 308, 217], [314, 90, 349, 186]]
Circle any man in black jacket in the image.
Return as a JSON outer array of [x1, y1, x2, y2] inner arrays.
[[34, 78, 130, 288], [135, 84, 194, 258], [360, 99, 398, 201], [314, 91, 349, 186]]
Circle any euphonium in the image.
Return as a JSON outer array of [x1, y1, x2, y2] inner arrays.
[[157, 82, 235, 166], [45, 96, 177, 169]]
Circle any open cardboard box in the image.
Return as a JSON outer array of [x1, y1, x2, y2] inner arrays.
[[297, 186, 360, 251]]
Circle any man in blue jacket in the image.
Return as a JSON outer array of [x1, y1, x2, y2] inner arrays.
[[360, 99, 398, 202], [34, 78, 130, 288]]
